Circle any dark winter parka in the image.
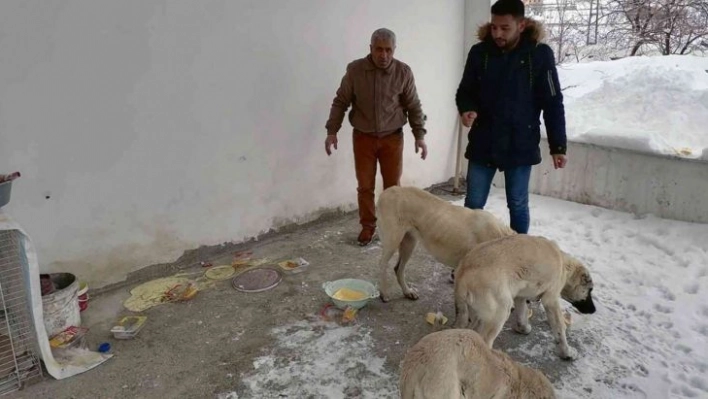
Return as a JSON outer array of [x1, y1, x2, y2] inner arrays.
[[456, 19, 567, 170]]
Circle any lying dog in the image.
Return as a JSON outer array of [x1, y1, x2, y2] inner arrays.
[[399, 329, 556, 399], [453, 234, 596, 360], [376, 186, 515, 302]]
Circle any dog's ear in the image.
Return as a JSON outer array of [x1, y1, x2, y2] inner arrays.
[[561, 252, 583, 272], [580, 271, 593, 287]]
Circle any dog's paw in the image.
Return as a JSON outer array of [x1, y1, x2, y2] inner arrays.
[[558, 345, 578, 361], [513, 322, 532, 335], [379, 293, 391, 303], [404, 289, 419, 300]]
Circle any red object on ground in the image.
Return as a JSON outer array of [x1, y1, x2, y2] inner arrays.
[[40, 274, 55, 296], [0, 172, 20, 184]]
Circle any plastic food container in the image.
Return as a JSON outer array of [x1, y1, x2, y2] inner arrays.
[[322, 278, 380, 310], [277, 258, 310, 274], [110, 316, 147, 339], [49, 326, 89, 350]]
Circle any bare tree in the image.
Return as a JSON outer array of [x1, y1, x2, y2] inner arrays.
[[540, 0, 591, 63], [606, 0, 708, 55]]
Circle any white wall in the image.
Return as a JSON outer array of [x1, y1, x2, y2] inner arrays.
[[0, 0, 466, 288], [492, 139, 708, 224]]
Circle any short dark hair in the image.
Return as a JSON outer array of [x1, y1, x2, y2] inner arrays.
[[491, 0, 525, 18]]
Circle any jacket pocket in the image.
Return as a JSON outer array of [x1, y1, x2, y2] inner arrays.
[[547, 70, 557, 97], [513, 123, 540, 151]]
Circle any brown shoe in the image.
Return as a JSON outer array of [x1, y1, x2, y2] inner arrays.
[[357, 228, 376, 246]]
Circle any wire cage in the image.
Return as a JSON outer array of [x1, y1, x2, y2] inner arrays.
[[0, 229, 43, 395]]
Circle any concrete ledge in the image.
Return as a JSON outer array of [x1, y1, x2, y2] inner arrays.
[[492, 138, 708, 224]]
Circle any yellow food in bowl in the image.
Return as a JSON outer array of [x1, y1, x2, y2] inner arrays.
[[332, 287, 368, 301]]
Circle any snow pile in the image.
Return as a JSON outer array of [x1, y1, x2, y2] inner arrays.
[[237, 320, 398, 398], [468, 189, 708, 399], [552, 55, 708, 158]]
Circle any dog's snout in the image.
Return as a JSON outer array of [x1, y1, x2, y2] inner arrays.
[[572, 295, 596, 314]]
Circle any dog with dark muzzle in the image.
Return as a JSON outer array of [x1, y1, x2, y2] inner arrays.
[[453, 234, 596, 360]]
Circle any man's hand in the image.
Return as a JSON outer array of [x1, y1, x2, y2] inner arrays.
[[552, 154, 567, 169], [460, 111, 477, 128], [325, 135, 338, 156], [415, 139, 428, 160]]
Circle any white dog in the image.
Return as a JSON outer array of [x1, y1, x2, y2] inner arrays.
[[453, 234, 596, 360], [376, 186, 515, 302], [399, 329, 556, 399]]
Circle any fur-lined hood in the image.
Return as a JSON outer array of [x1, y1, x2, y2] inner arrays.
[[477, 18, 546, 44]]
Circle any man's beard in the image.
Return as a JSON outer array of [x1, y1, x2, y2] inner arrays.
[[496, 36, 520, 51]]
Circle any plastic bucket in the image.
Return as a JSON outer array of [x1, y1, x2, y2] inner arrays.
[[0, 180, 12, 209], [42, 273, 81, 338], [77, 282, 89, 312]]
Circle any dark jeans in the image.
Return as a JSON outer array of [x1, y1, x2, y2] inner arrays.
[[464, 162, 532, 234]]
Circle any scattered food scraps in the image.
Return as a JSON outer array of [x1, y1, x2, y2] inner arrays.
[[200, 261, 213, 268], [425, 311, 448, 326], [318, 303, 358, 324], [162, 282, 198, 303], [248, 258, 271, 266], [233, 250, 253, 261], [205, 265, 236, 280], [318, 303, 340, 322], [123, 276, 192, 312], [342, 307, 358, 323], [232, 254, 270, 270]]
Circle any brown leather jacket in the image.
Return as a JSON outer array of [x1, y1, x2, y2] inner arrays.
[[325, 55, 427, 140]]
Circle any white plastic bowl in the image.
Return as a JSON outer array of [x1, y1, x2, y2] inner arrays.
[[322, 278, 380, 310]]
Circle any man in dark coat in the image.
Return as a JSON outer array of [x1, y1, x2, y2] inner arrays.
[[455, 0, 568, 234]]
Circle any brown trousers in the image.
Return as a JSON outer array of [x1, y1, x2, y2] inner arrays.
[[353, 130, 403, 229]]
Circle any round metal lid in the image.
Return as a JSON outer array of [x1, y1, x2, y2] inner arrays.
[[231, 268, 282, 293]]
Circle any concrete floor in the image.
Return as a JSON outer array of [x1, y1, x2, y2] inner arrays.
[[12, 190, 588, 399]]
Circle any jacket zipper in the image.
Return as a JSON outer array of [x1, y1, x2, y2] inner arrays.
[[374, 71, 379, 132], [547, 70, 557, 97]]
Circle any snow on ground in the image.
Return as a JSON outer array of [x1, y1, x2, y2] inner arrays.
[[237, 320, 398, 398], [481, 188, 708, 399], [226, 188, 707, 399], [550, 55, 708, 158]]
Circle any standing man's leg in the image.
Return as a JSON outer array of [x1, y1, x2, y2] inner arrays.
[[456, 161, 496, 283], [464, 162, 497, 210], [353, 132, 378, 245], [504, 165, 532, 234], [378, 131, 404, 189]]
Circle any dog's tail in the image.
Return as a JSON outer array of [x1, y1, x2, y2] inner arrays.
[[495, 216, 517, 237]]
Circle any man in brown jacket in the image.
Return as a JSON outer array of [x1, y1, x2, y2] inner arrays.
[[325, 28, 428, 246]]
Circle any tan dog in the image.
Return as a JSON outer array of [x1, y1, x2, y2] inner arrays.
[[376, 186, 515, 302], [399, 329, 556, 399], [453, 234, 596, 360]]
